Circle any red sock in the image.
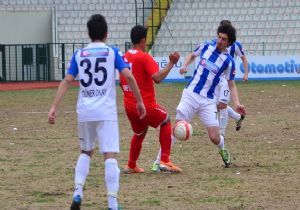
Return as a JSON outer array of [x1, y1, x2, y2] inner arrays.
[[128, 133, 146, 169], [159, 121, 171, 163]]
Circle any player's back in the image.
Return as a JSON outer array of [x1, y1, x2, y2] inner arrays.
[[69, 42, 120, 121], [121, 49, 158, 108]]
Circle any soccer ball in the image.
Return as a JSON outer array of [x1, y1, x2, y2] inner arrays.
[[172, 120, 193, 141]]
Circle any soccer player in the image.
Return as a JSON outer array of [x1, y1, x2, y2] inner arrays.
[[48, 14, 146, 210], [119, 25, 182, 173], [213, 20, 248, 137], [153, 23, 246, 169]]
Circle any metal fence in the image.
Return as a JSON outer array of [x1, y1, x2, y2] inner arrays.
[[0, 43, 87, 82], [0, 42, 297, 82], [0, 42, 152, 82]]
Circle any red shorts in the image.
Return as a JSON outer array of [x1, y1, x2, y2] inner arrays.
[[125, 104, 169, 135]]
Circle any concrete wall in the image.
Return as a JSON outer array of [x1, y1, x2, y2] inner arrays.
[[0, 11, 52, 44]]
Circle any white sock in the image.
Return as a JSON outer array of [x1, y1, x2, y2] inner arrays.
[[105, 158, 120, 210], [217, 135, 225, 150], [227, 106, 241, 121], [219, 108, 228, 137], [154, 135, 177, 164], [74, 153, 91, 198]]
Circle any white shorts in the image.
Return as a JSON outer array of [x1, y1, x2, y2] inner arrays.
[[176, 89, 219, 127], [216, 78, 230, 105], [78, 120, 120, 154]]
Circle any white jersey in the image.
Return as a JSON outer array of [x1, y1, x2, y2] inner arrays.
[[67, 42, 129, 122], [185, 43, 235, 102]]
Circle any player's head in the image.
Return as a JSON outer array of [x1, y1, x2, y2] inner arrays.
[[130, 25, 147, 49], [87, 14, 107, 42], [219, 20, 232, 26], [216, 24, 236, 50]]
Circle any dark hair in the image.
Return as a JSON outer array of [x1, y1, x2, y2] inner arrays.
[[87, 14, 107, 41], [220, 20, 232, 26], [217, 24, 236, 45], [130, 25, 147, 44]]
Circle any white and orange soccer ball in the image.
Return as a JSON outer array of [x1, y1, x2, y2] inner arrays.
[[172, 120, 193, 141]]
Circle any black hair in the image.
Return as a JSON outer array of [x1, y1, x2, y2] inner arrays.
[[87, 14, 107, 41], [217, 24, 236, 46], [130, 25, 147, 45], [220, 20, 232, 26]]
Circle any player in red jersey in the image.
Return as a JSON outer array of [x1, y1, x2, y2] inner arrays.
[[120, 25, 181, 173]]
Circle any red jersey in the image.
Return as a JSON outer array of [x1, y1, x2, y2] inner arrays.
[[120, 49, 159, 109]]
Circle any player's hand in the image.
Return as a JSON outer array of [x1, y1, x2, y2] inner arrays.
[[169, 52, 180, 64], [136, 102, 146, 119], [179, 66, 188, 75], [242, 73, 249, 82], [48, 106, 56, 124], [236, 104, 246, 116]]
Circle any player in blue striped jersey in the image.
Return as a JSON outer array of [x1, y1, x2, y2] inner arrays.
[[211, 20, 248, 138], [151, 24, 246, 170], [178, 23, 246, 167]]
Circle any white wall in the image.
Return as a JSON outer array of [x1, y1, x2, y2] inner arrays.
[[0, 11, 52, 44]]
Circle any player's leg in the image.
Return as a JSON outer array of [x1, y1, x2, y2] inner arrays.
[[125, 129, 147, 173], [147, 104, 181, 172], [199, 101, 231, 167], [217, 79, 230, 137], [123, 108, 147, 173], [97, 120, 121, 210], [218, 102, 228, 137], [227, 105, 245, 131], [151, 134, 176, 172], [71, 122, 97, 210]]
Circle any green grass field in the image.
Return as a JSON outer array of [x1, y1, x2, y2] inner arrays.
[[0, 81, 299, 209]]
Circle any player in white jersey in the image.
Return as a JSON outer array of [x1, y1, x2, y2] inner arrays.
[[151, 23, 246, 170], [48, 14, 146, 210]]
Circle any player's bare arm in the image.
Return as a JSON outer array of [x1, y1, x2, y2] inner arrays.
[[227, 80, 246, 115], [152, 51, 180, 83], [48, 74, 75, 124], [241, 56, 249, 81], [180, 53, 197, 74], [121, 68, 146, 119]]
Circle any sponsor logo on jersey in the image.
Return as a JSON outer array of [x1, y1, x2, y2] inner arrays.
[[80, 48, 109, 57], [200, 58, 219, 74]]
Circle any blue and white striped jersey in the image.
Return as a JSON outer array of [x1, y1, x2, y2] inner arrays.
[[67, 42, 129, 122], [210, 39, 245, 60], [185, 42, 235, 102]]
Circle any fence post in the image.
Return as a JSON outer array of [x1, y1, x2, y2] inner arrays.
[[46, 43, 51, 81], [61, 43, 65, 79], [0, 45, 6, 81], [36, 44, 40, 81]]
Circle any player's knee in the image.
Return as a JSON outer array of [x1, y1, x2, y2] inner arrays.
[[135, 128, 148, 137], [161, 116, 171, 126], [218, 102, 227, 110], [103, 152, 117, 160], [81, 150, 93, 157]]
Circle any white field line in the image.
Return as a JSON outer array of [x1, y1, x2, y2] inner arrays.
[[7, 111, 76, 114]]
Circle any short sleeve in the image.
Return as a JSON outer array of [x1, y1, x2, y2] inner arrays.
[[225, 59, 236, 81], [235, 42, 245, 58], [113, 47, 129, 72], [67, 51, 79, 77], [192, 43, 206, 57]]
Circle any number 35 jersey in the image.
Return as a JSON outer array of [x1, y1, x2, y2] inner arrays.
[[67, 42, 129, 122]]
